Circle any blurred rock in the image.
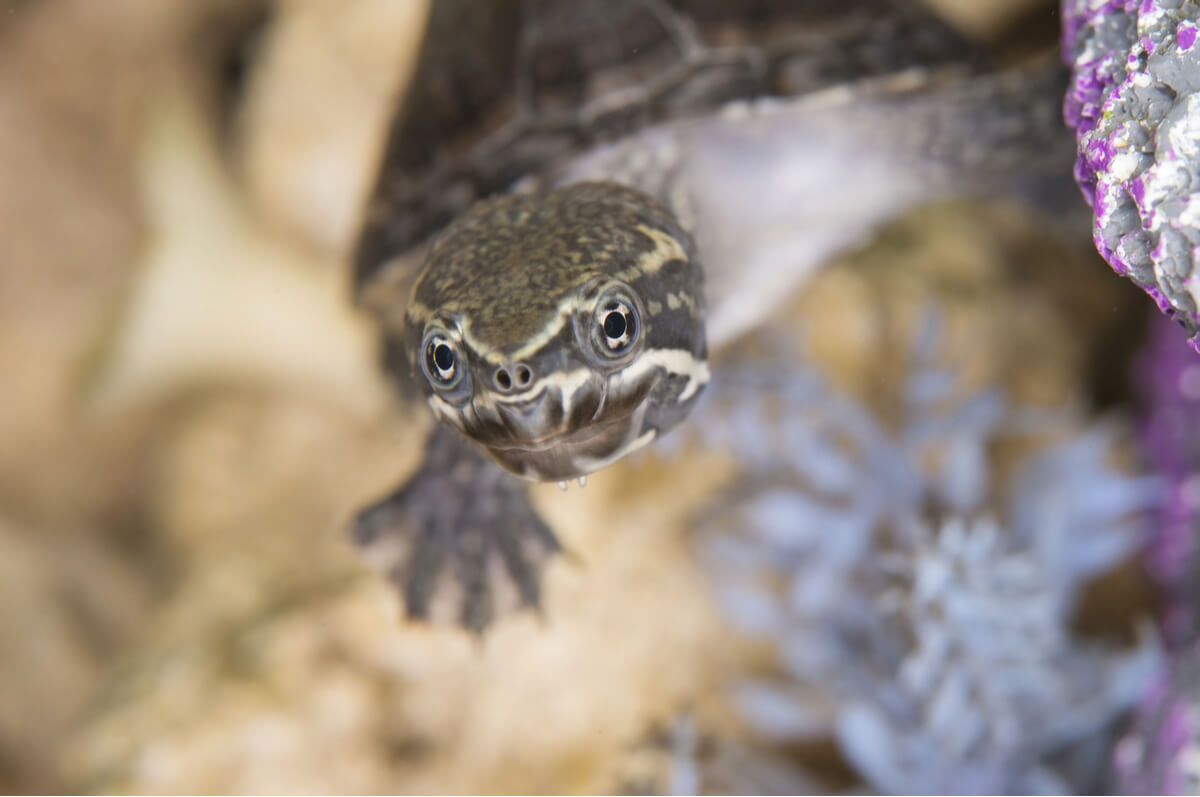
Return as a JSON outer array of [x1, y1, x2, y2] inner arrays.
[[920, 0, 1051, 42], [0, 1, 230, 790], [235, 0, 430, 259], [86, 86, 387, 417], [0, 0, 410, 791], [0, 0, 157, 526], [0, 514, 153, 793], [63, 387, 739, 793], [789, 200, 1143, 413]]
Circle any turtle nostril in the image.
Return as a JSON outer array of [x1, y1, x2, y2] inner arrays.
[[492, 363, 533, 392]]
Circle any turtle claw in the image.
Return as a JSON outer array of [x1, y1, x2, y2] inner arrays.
[[351, 425, 561, 632]]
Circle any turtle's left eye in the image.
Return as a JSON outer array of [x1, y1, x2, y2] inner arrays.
[[421, 331, 463, 389], [595, 296, 638, 356]]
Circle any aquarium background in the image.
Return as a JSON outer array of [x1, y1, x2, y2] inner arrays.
[[0, 0, 1195, 794]]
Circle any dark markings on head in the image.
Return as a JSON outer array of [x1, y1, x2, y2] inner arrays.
[[407, 181, 699, 358], [405, 181, 708, 481]]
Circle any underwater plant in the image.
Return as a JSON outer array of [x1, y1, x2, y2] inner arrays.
[[691, 319, 1163, 793]]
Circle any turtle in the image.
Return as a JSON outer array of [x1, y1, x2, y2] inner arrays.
[[349, 0, 1074, 632]]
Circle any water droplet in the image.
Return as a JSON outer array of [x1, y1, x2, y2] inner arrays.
[[557, 481, 568, 491], [578, 476, 587, 488]]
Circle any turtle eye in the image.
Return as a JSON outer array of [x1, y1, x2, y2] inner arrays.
[[421, 332, 462, 388], [595, 296, 639, 356]]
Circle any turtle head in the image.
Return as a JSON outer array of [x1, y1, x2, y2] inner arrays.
[[404, 182, 708, 481]]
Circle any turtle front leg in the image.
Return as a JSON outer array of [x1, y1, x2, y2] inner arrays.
[[351, 424, 561, 632]]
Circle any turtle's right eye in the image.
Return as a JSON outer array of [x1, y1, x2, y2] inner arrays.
[[577, 283, 644, 366], [596, 296, 639, 356], [421, 332, 463, 389]]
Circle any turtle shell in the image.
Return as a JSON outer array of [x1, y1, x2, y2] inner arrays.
[[352, 0, 976, 294]]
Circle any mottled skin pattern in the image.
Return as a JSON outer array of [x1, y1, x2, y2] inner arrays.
[[408, 183, 700, 356], [406, 183, 707, 481]]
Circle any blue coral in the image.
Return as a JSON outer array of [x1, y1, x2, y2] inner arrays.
[[691, 320, 1163, 793]]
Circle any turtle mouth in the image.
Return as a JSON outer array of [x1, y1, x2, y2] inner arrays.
[[460, 372, 657, 481], [482, 408, 649, 481], [487, 410, 629, 454]]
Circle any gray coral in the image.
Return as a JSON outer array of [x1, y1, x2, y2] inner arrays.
[[692, 321, 1163, 794], [1063, 0, 1200, 350]]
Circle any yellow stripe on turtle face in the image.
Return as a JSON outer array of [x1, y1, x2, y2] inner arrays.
[[614, 224, 690, 283], [433, 222, 690, 365], [475, 345, 710, 410], [473, 294, 586, 364], [610, 346, 710, 401]]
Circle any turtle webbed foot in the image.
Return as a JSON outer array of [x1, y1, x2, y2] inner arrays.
[[351, 425, 561, 632]]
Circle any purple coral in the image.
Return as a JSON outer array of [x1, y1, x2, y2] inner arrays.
[[689, 320, 1163, 794], [1063, 0, 1200, 351], [1117, 655, 1200, 795], [1117, 313, 1200, 794], [1137, 313, 1200, 643]]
